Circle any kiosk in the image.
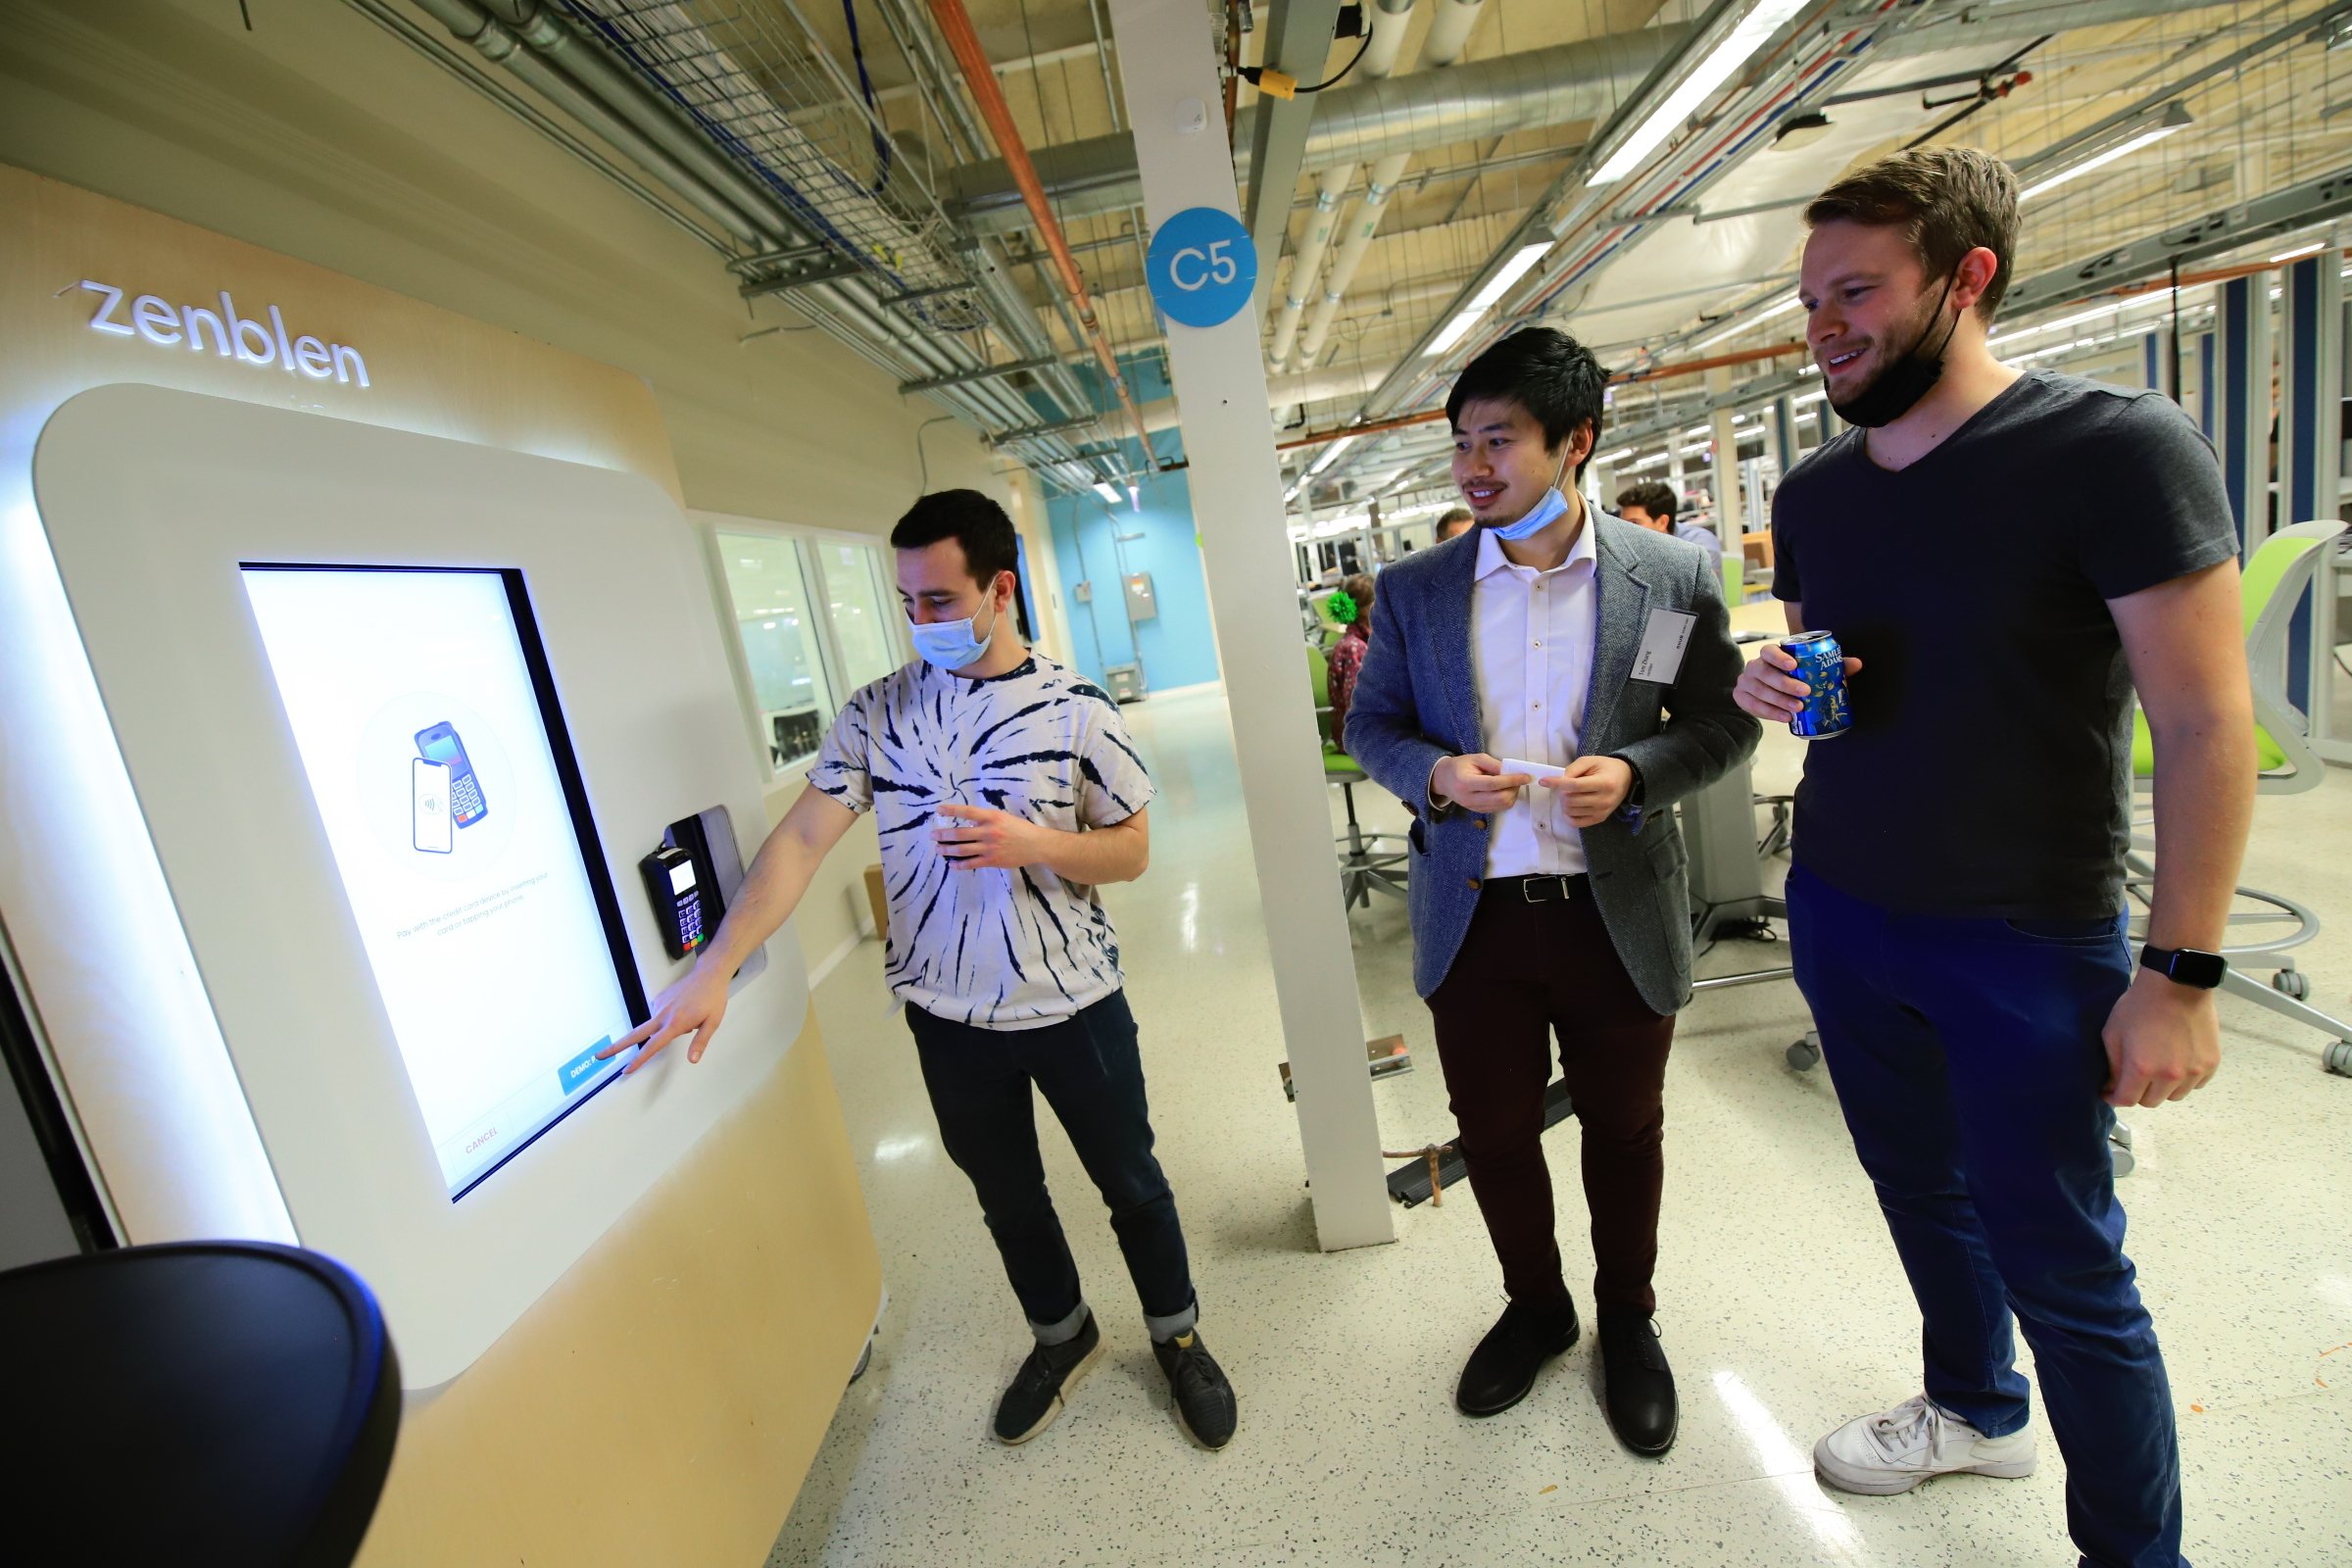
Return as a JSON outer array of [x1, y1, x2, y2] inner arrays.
[[0, 164, 882, 1564]]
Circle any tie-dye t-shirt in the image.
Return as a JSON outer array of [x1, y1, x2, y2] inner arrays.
[[808, 653, 1154, 1030]]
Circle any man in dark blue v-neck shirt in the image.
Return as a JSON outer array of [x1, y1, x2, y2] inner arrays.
[[1735, 148, 2252, 1567]]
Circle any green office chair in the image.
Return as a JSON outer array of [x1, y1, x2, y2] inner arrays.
[[1307, 641, 1408, 908], [2127, 518, 2352, 1077]]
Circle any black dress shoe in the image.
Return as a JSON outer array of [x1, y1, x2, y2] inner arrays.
[[1597, 1311, 1679, 1455], [1455, 1298, 1580, 1417]]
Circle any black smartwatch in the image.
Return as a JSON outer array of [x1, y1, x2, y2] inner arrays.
[[2138, 944, 2228, 990]]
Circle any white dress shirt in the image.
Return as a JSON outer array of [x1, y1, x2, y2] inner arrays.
[[1470, 513, 1599, 877]]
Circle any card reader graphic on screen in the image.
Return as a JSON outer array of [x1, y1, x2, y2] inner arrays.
[[412, 758, 453, 855], [415, 720, 487, 827]]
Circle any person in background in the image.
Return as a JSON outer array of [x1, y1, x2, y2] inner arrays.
[[603, 489, 1238, 1454], [1434, 505, 1475, 543], [1324, 572, 1375, 753], [1616, 480, 1722, 572], [1737, 147, 2248, 1566], [1347, 327, 1758, 1456]]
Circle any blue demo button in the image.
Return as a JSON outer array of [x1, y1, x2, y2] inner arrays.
[[558, 1038, 616, 1096]]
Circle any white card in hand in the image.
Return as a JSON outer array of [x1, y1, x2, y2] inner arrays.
[[1499, 758, 1565, 799], [1632, 608, 1698, 683]]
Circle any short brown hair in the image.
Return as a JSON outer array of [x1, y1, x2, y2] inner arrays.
[[1615, 480, 1677, 521], [1435, 506, 1474, 539], [1804, 147, 2019, 319]]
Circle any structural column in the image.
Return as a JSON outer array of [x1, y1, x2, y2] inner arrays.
[[1770, 395, 1799, 478], [1107, 0, 1391, 1250], [1707, 368, 1743, 542], [2215, 273, 2274, 560], [2278, 251, 2340, 718]]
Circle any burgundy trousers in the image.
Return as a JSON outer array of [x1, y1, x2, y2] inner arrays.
[[1427, 879, 1676, 1316]]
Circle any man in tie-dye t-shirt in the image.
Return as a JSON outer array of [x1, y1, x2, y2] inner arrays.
[[607, 490, 1234, 1453]]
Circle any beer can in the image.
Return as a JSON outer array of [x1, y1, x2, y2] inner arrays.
[[1781, 630, 1851, 740]]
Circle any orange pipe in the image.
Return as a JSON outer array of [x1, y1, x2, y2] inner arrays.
[[925, 0, 1160, 467]]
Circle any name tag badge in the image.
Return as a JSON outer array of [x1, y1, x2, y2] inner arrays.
[[1632, 609, 1698, 683]]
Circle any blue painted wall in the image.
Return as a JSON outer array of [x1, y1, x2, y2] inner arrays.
[[1047, 462, 1223, 692]]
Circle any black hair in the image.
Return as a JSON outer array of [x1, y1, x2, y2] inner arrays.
[[1615, 479, 1678, 522], [1445, 327, 1609, 478], [891, 488, 1017, 586]]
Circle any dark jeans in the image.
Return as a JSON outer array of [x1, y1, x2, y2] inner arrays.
[[1427, 881, 1676, 1317], [1787, 864, 2183, 1568], [906, 990, 1197, 1340]]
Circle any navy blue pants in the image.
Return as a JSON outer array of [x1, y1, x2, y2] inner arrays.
[[906, 990, 1197, 1340], [1787, 865, 2183, 1568]]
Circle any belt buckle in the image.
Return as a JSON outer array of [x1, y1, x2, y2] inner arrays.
[[1519, 875, 1570, 904]]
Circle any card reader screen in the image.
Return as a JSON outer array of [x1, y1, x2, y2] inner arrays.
[[241, 565, 644, 1199]]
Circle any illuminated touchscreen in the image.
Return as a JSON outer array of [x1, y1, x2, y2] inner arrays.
[[241, 565, 643, 1198]]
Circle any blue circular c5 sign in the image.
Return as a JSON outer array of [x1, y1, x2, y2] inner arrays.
[[1146, 207, 1258, 329]]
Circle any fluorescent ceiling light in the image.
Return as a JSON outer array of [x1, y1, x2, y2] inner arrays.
[[1691, 294, 1806, 352], [1307, 434, 1357, 475], [1426, 308, 1486, 357], [1587, 0, 1814, 187], [1598, 447, 1636, 465], [1423, 242, 1555, 356], [2272, 240, 2326, 263], [2019, 105, 2191, 201], [1093, 482, 1122, 503]]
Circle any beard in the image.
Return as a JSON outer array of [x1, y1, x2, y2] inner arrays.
[[1826, 282, 1958, 429]]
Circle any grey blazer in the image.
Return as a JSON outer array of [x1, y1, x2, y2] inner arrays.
[[1346, 516, 1760, 1012]]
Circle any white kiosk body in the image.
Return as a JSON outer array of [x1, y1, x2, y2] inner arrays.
[[30, 383, 809, 1387]]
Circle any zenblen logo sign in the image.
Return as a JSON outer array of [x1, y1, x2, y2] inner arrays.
[[79, 280, 369, 387]]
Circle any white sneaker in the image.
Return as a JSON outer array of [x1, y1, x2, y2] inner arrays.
[[1814, 1395, 2037, 1495]]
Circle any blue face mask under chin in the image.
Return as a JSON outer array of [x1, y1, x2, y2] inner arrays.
[[1490, 483, 1575, 541], [1482, 448, 1581, 541], [910, 595, 999, 672]]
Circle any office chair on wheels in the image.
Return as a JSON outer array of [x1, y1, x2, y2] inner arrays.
[[1306, 642, 1408, 909], [2126, 518, 2352, 1078]]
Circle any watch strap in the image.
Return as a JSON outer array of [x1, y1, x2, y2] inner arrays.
[[2139, 943, 2228, 989]]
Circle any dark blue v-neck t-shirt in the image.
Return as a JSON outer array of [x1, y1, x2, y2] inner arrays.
[[1770, 370, 2239, 919]]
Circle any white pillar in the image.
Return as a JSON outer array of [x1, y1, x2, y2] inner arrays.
[[1108, 0, 1392, 1250], [1708, 368, 1744, 541]]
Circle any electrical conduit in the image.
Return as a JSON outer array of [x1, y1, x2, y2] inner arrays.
[[1295, 0, 1487, 366], [924, 0, 1162, 468], [1267, 0, 1417, 369]]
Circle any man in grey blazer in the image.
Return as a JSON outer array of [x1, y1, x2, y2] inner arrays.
[[1347, 328, 1757, 1455]]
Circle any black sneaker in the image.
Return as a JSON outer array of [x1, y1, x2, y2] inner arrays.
[[993, 1311, 1104, 1446], [1152, 1329, 1238, 1449]]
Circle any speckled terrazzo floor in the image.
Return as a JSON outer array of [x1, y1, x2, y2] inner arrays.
[[770, 683, 2352, 1568]]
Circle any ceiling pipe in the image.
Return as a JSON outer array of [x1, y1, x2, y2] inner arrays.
[[1278, 337, 1809, 451], [1268, 0, 1419, 369], [948, 21, 1690, 232], [924, 0, 1161, 469], [411, 0, 1104, 469], [1294, 0, 1488, 368]]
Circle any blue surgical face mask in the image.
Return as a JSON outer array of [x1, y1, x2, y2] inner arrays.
[[1483, 448, 1580, 541], [909, 592, 1000, 672]]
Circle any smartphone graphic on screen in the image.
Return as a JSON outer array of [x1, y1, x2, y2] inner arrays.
[[415, 722, 487, 828], [413, 758, 454, 854]]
